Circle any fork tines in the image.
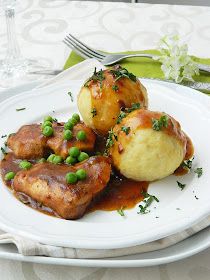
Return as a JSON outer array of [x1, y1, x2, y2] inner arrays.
[[63, 33, 105, 61]]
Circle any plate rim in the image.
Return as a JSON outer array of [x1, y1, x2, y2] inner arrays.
[[0, 226, 209, 267]]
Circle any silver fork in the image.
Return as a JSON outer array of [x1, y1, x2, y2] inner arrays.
[[63, 33, 210, 73]]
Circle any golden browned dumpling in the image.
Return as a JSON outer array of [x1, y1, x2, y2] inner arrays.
[[109, 109, 192, 182], [77, 66, 148, 135]]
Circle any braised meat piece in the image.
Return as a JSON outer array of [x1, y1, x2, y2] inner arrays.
[[7, 124, 47, 159], [13, 156, 111, 219], [47, 123, 96, 159], [7, 122, 96, 159]]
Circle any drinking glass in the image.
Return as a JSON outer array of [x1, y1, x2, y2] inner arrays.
[[0, 0, 47, 88]]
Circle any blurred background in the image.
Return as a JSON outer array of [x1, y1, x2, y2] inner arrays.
[[83, 0, 210, 5]]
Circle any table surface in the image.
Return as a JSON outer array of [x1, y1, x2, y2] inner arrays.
[[0, 0, 210, 279]]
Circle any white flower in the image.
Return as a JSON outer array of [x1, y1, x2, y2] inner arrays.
[[156, 34, 199, 83]]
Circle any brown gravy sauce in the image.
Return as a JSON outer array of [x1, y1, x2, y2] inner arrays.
[[174, 135, 194, 176], [0, 152, 148, 217], [88, 173, 148, 212], [0, 130, 193, 219]]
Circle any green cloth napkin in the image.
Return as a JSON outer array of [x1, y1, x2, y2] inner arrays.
[[64, 50, 210, 93]]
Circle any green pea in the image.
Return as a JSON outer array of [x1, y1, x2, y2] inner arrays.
[[44, 116, 53, 122], [5, 171, 15, 181], [72, 113, 80, 123], [78, 152, 89, 162], [19, 160, 32, 170], [76, 169, 87, 180], [65, 156, 77, 165], [63, 130, 73, 140], [52, 155, 63, 164], [77, 130, 86, 141], [38, 158, 46, 163], [64, 121, 74, 130], [42, 121, 52, 129], [47, 154, 55, 162], [68, 147, 80, 157], [69, 118, 77, 126], [42, 126, 53, 137], [66, 172, 78, 184]]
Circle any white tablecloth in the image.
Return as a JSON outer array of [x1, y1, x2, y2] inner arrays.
[[0, 1, 210, 279]]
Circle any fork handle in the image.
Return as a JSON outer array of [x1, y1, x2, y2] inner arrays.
[[196, 63, 210, 73], [117, 54, 155, 59], [104, 54, 210, 74]]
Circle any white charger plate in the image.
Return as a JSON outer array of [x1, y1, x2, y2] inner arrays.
[[0, 79, 210, 250], [0, 226, 209, 267]]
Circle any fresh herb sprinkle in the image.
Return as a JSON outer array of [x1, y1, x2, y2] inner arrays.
[[116, 103, 141, 124], [112, 85, 119, 91], [138, 192, 159, 214], [181, 157, 194, 171], [1, 147, 7, 155], [84, 68, 105, 89], [121, 126, 130, 135], [110, 67, 137, 82], [194, 167, 203, 178], [106, 129, 118, 148], [152, 115, 169, 131], [177, 181, 186, 191], [125, 103, 141, 113], [91, 108, 97, 117], [117, 207, 125, 217], [117, 111, 127, 124], [67, 92, 74, 102], [1, 135, 7, 138], [16, 108, 26, 112]]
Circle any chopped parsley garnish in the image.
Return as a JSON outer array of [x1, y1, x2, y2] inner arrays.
[[16, 108, 26, 112], [125, 103, 141, 113], [117, 111, 127, 124], [110, 67, 137, 82], [8, 133, 15, 137], [1, 135, 7, 138], [67, 91, 74, 102], [138, 192, 159, 214], [106, 128, 118, 148], [91, 108, 97, 117], [53, 118, 58, 122], [84, 68, 105, 88], [112, 85, 119, 91], [116, 103, 141, 124], [194, 167, 203, 178], [1, 147, 7, 155], [117, 207, 125, 217], [181, 157, 194, 171], [121, 126, 130, 135], [177, 181, 186, 191], [152, 115, 169, 131]]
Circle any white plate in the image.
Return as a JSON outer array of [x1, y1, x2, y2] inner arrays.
[[0, 226, 209, 267], [0, 80, 210, 249]]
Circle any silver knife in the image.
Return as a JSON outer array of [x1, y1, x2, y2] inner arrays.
[[30, 70, 210, 92]]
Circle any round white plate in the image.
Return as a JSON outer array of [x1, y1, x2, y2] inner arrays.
[[0, 80, 210, 249], [0, 223, 209, 267]]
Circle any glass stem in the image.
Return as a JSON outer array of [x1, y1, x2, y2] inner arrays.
[[5, 8, 21, 61]]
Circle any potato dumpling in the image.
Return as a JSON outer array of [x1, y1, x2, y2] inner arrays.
[[77, 66, 148, 135], [109, 109, 192, 182]]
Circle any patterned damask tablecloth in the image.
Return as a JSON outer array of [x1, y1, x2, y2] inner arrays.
[[0, 1, 210, 279]]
